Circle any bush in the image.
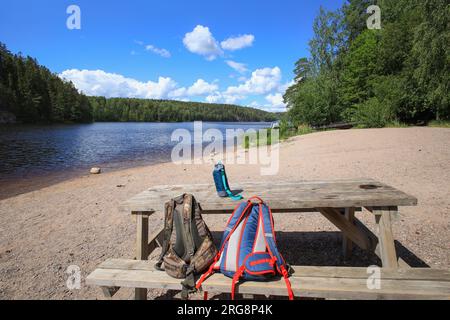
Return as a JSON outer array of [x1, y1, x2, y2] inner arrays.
[[243, 129, 275, 149], [297, 124, 314, 135], [347, 97, 394, 128], [287, 75, 342, 127]]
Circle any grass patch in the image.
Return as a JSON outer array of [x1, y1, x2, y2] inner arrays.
[[296, 124, 315, 136], [243, 129, 274, 149], [428, 120, 450, 128], [385, 120, 409, 128], [242, 124, 316, 149]]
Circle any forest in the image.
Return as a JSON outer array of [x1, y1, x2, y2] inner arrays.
[[0, 43, 93, 123], [89, 97, 277, 122], [284, 0, 449, 128], [0, 43, 277, 124]]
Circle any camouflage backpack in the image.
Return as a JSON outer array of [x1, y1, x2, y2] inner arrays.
[[155, 194, 217, 299]]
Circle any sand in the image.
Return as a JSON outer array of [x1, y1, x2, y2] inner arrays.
[[0, 127, 449, 300]]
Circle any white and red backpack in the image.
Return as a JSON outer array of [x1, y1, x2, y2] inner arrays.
[[196, 197, 294, 300]]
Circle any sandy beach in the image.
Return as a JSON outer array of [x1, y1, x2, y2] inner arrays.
[[0, 127, 449, 300]]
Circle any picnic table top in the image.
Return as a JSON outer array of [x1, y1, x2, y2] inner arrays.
[[120, 178, 417, 214]]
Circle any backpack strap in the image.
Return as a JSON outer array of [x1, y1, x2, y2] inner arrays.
[[196, 201, 253, 290], [259, 202, 294, 300], [231, 265, 246, 300], [182, 194, 196, 259], [155, 199, 176, 270], [180, 195, 198, 299]]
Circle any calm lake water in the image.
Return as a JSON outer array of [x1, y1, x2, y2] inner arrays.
[[0, 122, 270, 196]]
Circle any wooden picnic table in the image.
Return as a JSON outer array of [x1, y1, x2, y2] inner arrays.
[[119, 178, 418, 300]]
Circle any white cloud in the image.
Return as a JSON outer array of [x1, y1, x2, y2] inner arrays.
[[145, 44, 171, 58], [58, 69, 174, 99], [249, 101, 260, 108], [183, 25, 223, 61], [225, 60, 248, 74], [278, 80, 295, 93], [221, 34, 255, 51], [225, 67, 282, 95], [169, 87, 187, 98], [204, 67, 288, 107], [187, 79, 218, 95], [205, 92, 245, 105], [265, 93, 287, 112], [60, 69, 219, 101], [205, 94, 221, 104], [59, 65, 291, 112], [206, 67, 293, 112], [170, 79, 218, 98]]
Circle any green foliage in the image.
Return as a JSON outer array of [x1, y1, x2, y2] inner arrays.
[[89, 97, 278, 123], [346, 97, 393, 128], [409, 0, 450, 121], [242, 119, 315, 149], [0, 43, 93, 123], [296, 124, 315, 136], [385, 120, 409, 128], [287, 73, 342, 127], [279, 118, 298, 139], [428, 120, 450, 128], [243, 129, 275, 149], [309, 6, 347, 74], [339, 30, 380, 108], [285, 0, 450, 130], [343, 0, 373, 42]]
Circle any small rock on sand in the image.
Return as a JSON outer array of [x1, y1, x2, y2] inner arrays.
[[90, 167, 101, 174]]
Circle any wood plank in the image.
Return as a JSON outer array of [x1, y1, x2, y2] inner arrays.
[[95, 259, 450, 281], [135, 215, 149, 300], [374, 207, 399, 268], [318, 208, 371, 250], [120, 179, 418, 214], [136, 215, 149, 260], [101, 286, 120, 298], [86, 267, 450, 300], [318, 209, 408, 267], [292, 266, 450, 281], [148, 226, 164, 254], [342, 208, 355, 259], [353, 216, 411, 268]]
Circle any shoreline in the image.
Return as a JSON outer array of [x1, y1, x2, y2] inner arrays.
[[0, 121, 272, 200], [0, 157, 173, 201], [0, 129, 269, 200]]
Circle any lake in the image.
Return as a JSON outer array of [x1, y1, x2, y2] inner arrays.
[[0, 122, 271, 198]]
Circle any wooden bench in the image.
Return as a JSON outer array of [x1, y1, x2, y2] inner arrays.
[[86, 179, 450, 300], [86, 259, 450, 300]]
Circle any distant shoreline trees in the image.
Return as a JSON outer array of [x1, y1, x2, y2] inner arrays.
[[89, 97, 277, 123], [0, 43, 278, 124]]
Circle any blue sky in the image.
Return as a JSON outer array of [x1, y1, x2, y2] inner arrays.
[[0, 0, 345, 112]]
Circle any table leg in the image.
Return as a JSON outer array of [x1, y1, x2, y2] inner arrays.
[[135, 214, 149, 300], [318, 208, 371, 251], [342, 207, 355, 259], [372, 207, 399, 268]]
